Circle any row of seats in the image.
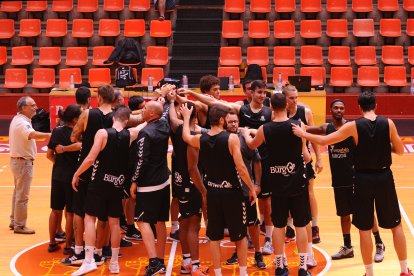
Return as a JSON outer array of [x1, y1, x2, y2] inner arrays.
[[225, 0, 414, 14], [0, 46, 169, 67], [0, 19, 172, 39], [0, 0, 151, 13], [2, 67, 165, 89]]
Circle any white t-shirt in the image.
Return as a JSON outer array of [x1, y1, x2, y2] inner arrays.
[[9, 113, 37, 160]]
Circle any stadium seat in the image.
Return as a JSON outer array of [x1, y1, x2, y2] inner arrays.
[[300, 67, 326, 86], [354, 46, 377, 65], [4, 68, 27, 89], [222, 20, 244, 39], [328, 46, 351, 66], [146, 46, 169, 66], [0, 19, 15, 39], [19, 19, 41, 37], [92, 46, 114, 66], [98, 19, 121, 37], [380, 19, 401, 37], [72, 19, 94, 38], [353, 19, 375, 37], [89, 68, 112, 87], [141, 68, 164, 86], [357, 66, 379, 87], [25, 1, 48, 12], [326, 19, 348, 38], [45, 19, 68, 38], [273, 46, 296, 66], [378, 0, 399, 12], [275, 0, 296, 13], [246, 46, 269, 66], [220, 47, 242, 66], [77, 0, 98, 13], [38, 47, 62, 66], [301, 0, 322, 13], [224, 0, 246, 13], [381, 45, 404, 65], [52, 0, 73, 12], [129, 0, 150, 11], [65, 47, 89, 66], [218, 67, 241, 85], [330, 67, 353, 87], [300, 45, 323, 65], [124, 19, 146, 37], [272, 67, 295, 85], [11, 46, 34, 66], [150, 20, 172, 38], [326, 0, 347, 13], [0, 46, 7, 65], [408, 46, 414, 65], [250, 0, 271, 14], [404, 0, 414, 11], [59, 68, 82, 88], [352, 0, 373, 12], [248, 20, 270, 39], [406, 19, 414, 36], [103, 0, 124, 11], [0, 1, 22, 12], [300, 20, 322, 39], [274, 20, 296, 39], [384, 66, 407, 86], [32, 68, 56, 89]]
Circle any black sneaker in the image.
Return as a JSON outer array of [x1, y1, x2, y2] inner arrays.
[[48, 243, 61, 253], [254, 252, 266, 269], [298, 268, 312, 276], [168, 230, 179, 241], [312, 226, 321, 244], [120, 237, 133, 247], [55, 232, 66, 243], [285, 225, 296, 243], [61, 251, 85, 266], [94, 254, 106, 266], [126, 228, 143, 241], [275, 267, 289, 276], [225, 252, 238, 265], [145, 262, 166, 276], [63, 247, 73, 255]]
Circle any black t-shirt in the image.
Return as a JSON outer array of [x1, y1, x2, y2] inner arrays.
[[48, 125, 79, 182]]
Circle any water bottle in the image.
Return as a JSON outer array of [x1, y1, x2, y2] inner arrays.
[[229, 75, 234, 93], [148, 75, 153, 93], [277, 73, 283, 93], [411, 78, 414, 95], [69, 74, 75, 92], [182, 74, 188, 89]]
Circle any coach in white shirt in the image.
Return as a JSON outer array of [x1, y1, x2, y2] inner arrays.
[[9, 96, 51, 234]]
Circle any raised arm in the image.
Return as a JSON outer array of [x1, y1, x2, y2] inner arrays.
[[128, 122, 147, 144], [28, 131, 51, 140], [241, 125, 265, 150], [305, 123, 328, 135], [167, 90, 182, 133], [389, 119, 404, 155], [181, 104, 201, 149]]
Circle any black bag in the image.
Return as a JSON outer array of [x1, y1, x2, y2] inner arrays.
[[116, 65, 136, 88], [32, 109, 50, 132]]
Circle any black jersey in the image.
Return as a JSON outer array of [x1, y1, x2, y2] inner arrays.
[[78, 108, 114, 180], [198, 106, 211, 129], [242, 98, 270, 107], [355, 116, 392, 172], [288, 105, 308, 125], [238, 132, 261, 196], [263, 119, 308, 196], [199, 131, 241, 190], [326, 122, 355, 187], [89, 128, 130, 196]]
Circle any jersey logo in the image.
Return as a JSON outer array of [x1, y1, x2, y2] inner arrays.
[[174, 172, 183, 186], [260, 115, 265, 121], [244, 114, 251, 118], [103, 174, 125, 187], [269, 162, 296, 176], [207, 180, 233, 189]]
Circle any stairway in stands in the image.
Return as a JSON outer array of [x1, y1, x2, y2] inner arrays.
[[168, 0, 224, 87]]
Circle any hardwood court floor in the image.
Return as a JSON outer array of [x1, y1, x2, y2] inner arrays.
[[0, 148, 414, 275]]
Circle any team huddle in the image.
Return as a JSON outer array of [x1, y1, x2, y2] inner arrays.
[[43, 75, 412, 276]]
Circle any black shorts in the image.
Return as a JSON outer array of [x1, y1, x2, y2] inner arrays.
[[178, 189, 202, 219], [85, 187, 123, 221], [135, 185, 170, 224], [258, 159, 272, 199], [206, 189, 247, 242], [352, 168, 401, 231], [271, 191, 311, 228], [244, 196, 260, 226], [72, 178, 89, 218], [50, 179, 73, 212], [306, 162, 316, 180], [333, 186, 354, 217]]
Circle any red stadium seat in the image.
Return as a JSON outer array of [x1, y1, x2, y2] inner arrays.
[[406, 19, 414, 36], [222, 20, 244, 39], [357, 66, 379, 87], [378, 0, 399, 12], [273, 46, 296, 66], [141, 68, 164, 86], [218, 67, 241, 85], [19, 19, 41, 37], [301, 0, 322, 13], [46, 19, 68, 38], [224, 0, 246, 13], [384, 66, 407, 86], [250, 0, 271, 13], [408, 46, 414, 65], [328, 46, 351, 66], [404, 0, 414, 11], [98, 19, 121, 37], [4, 68, 27, 89], [274, 20, 295, 39], [124, 19, 146, 37], [11, 46, 34, 65], [92, 46, 114, 66], [381, 46, 404, 65], [150, 20, 172, 38], [32, 68, 56, 89], [89, 68, 112, 87], [38, 47, 61, 66], [145, 46, 169, 66], [26, 1, 47, 12], [72, 19, 94, 38], [272, 67, 295, 85], [352, 0, 373, 12], [330, 67, 353, 87], [326, 19, 348, 38], [326, 0, 347, 13], [353, 19, 375, 37], [52, 0, 73, 12], [248, 20, 270, 39], [103, 0, 124, 11], [300, 20, 322, 39], [219, 47, 242, 66], [354, 46, 377, 65], [0, 1, 22, 12], [380, 19, 401, 37], [0, 19, 15, 39], [246, 46, 269, 66], [300, 67, 326, 86], [275, 0, 296, 13], [300, 46, 323, 65], [77, 0, 98, 13], [65, 47, 89, 66], [129, 0, 150, 11], [59, 68, 82, 88], [0, 46, 7, 65]]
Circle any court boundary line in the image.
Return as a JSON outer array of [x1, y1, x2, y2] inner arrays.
[[166, 241, 178, 275], [10, 240, 49, 276], [312, 245, 332, 276], [4, 186, 414, 189], [399, 201, 414, 238]]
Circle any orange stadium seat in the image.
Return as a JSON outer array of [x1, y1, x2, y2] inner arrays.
[[0, 19, 15, 39], [32, 68, 56, 89], [330, 67, 353, 87], [103, 0, 124, 11], [300, 20, 322, 39], [0, 1, 22, 12], [381, 46, 404, 65], [352, 0, 373, 12], [404, 0, 414, 11], [326, 19, 348, 38], [406, 19, 414, 36], [72, 19, 94, 38], [273, 46, 296, 66], [380, 19, 401, 37], [272, 67, 295, 85], [274, 20, 295, 39], [224, 0, 246, 13], [220, 46, 242, 66], [300, 45, 323, 65], [354, 46, 377, 65], [65, 47, 89, 66], [11, 46, 34, 65], [150, 20, 172, 38], [145, 46, 169, 66], [4, 68, 27, 89], [77, 0, 98, 13], [250, 0, 271, 13], [222, 20, 244, 39], [326, 0, 347, 13], [98, 19, 121, 37], [300, 67, 326, 86], [357, 66, 379, 87], [89, 68, 112, 87], [124, 19, 146, 37], [52, 0, 73, 12], [0, 46, 7, 65], [92, 46, 114, 66], [38, 47, 62, 66], [328, 46, 351, 66], [301, 0, 322, 13], [59, 68, 82, 88], [275, 0, 296, 13], [19, 19, 41, 37], [378, 0, 399, 12], [384, 66, 407, 86], [408, 46, 414, 65], [246, 46, 269, 66], [218, 67, 241, 85], [141, 68, 164, 86], [353, 19, 375, 37], [45, 19, 68, 38], [25, 1, 48, 12], [129, 0, 150, 11], [248, 20, 270, 39]]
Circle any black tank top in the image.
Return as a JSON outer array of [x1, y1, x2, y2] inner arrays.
[[78, 108, 114, 180], [199, 131, 241, 190], [242, 98, 270, 107], [89, 128, 130, 195], [355, 116, 392, 172], [263, 119, 308, 196], [288, 105, 308, 125], [326, 122, 355, 187], [198, 106, 211, 129]]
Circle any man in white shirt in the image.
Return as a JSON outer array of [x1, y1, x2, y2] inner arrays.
[[9, 96, 51, 234]]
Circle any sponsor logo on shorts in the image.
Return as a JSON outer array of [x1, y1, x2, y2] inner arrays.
[[329, 145, 350, 159], [174, 172, 183, 186], [269, 162, 296, 176], [103, 174, 125, 187]]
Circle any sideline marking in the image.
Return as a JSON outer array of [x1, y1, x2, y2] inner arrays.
[[312, 245, 332, 276], [166, 241, 178, 275], [2, 186, 414, 189], [399, 201, 414, 239], [10, 240, 49, 276]]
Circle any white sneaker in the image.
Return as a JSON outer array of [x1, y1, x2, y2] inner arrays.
[[109, 262, 120, 274], [307, 254, 317, 268], [262, 239, 273, 255], [374, 243, 385, 263], [71, 260, 97, 276]]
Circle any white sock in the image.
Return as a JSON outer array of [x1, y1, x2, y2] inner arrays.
[[75, 245, 83, 255], [111, 247, 119, 264], [299, 253, 307, 270], [183, 253, 192, 266], [400, 260, 408, 274], [265, 226, 274, 239], [287, 217, 294, 228], [365, 264, 374, 276], [307, 242, 313, 256], [312, 216, 318, 227], [214, 268, 222, 276], [275, 254, 283, 269], [94, 248, 102, 256], [191, 260, 200, 272], [239, 266, 247, 276], [84, 246, 94, 263], [171, 221, 179, 233]]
